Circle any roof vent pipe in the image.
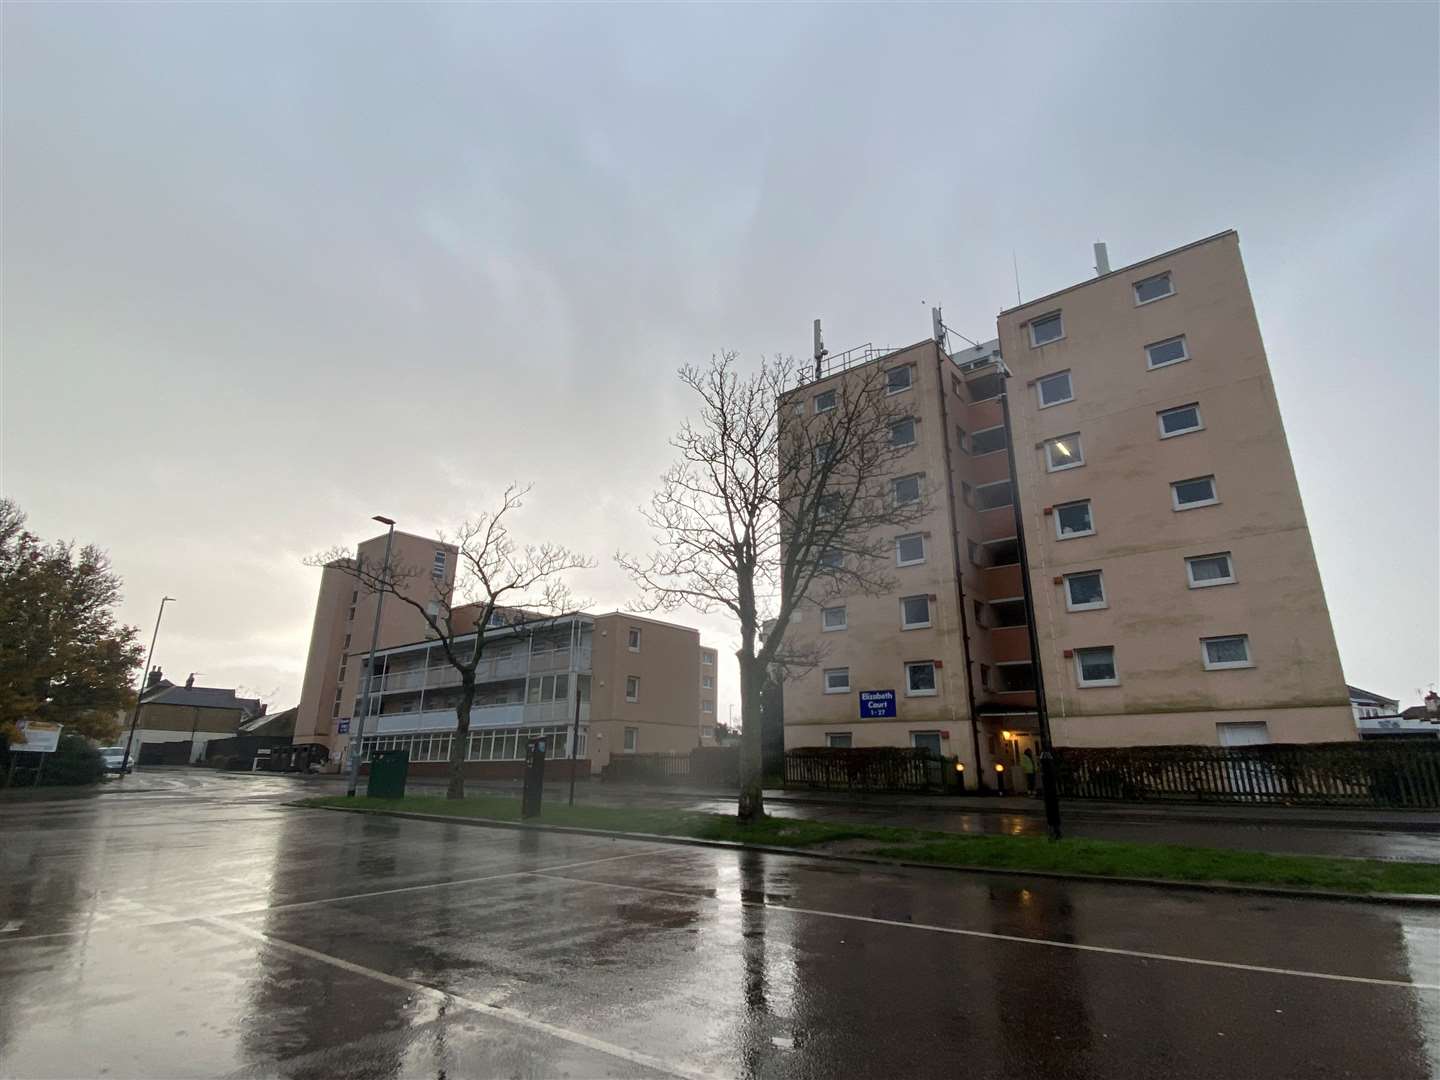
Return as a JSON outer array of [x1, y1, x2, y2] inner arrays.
[[1093, 242, 1110, 276]]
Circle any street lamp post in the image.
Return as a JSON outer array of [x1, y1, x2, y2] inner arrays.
[[347, 516, 396, 798], [122, 596, 175, 776]]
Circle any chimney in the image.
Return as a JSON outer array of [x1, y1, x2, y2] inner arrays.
[[185, 673, 195, 689], [146, 666, 163, 689], [1093, 242, 1110, 276]]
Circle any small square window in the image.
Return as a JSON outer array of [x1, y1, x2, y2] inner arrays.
[[955, 425, 969, 453], [702, 650, 715, 666], [1037, 370, 1073, 408], [822, 605, 848, 632], [818, 492, 843, 519], [702, 700, 715, 713], [818, 548, 843, 570], [815, 442, 835, 466], [625, 676, 640, 702], [1202, 634, 1253, 670], [1172, 475, 1218, 510], [1064, 571, 1106, 611], [1158, 403, 1204, 438], [890, 417, 917, 447], [893, 473, 923, 505], [901, 595, 932, 629], [627, 627, 641, 651], [1054, 500, 1094, 539], [886, 366, 913, 394], [1134, 272, 1174, 305], [702, 675, 714, 689], [824, 667, 851, 694], [896, 534, 926, 566], [815, 390, 837, 413], [1075, 646, 1118, 687], [1146, 335, 1189, 369], [1044, 433, 1084, 472], [905, 661, 937, 696], [971, 425, 1007, 456], [826, 732, 852, 748], [1186, 552, 1235, 588], [1029, 312, 1064, 347]]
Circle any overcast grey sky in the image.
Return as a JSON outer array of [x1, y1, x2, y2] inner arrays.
[[3, 3, 1436, 719]]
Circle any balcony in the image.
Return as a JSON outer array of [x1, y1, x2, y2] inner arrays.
[[371, 645, 593, 694], [371, 701, 590, 734], [978, 507, 1017, 542], [966, 399, 1004, 430], [989, 626, 1032, 663], [982, 563, 1023, 599], [989, 691, 1037, 711], [969, 451, 1012, 485]]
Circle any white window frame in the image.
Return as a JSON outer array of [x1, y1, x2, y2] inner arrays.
[[1202, 634, 1254, 671], [1054, 499, 1095, 539], [1044, 433, 1085, 472], [896, 533, 926, 567], [625, 676, 640, 703], [885, 365, 913, 395], [1074, 646, 1119, 688], [1171, 475, 1218, 511], [905, 661, 938, 697], [821, 605, 848, 632], [893, 473, 923, 505], [826, 732, 853, 748], [900, 595, 932, 630], [623, 726, 639, 753], [1036, 370, 1073, 409], [1186, 552, 1236, 589], [970, 424, 1007, 457], [702, 650, 715, 666], [814, 389, 837, 414], [1158, 403, 1204, 439], [1146, 335, 1190, 370], [702, 700, 715, 713], [890, 417, 917, 448], [824, 667, 851, 694], [1134, 271, 1175, 306], [432, 550, 447, 580], [1063, 571, 1107, 612], [955, 425, 969, 453], [1028, 311, 1064, 347], [702, 675, 714, 689], [627, 627, 642, 652]]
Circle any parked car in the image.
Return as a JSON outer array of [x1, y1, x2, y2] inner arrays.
[[99, 746, 131, 774]]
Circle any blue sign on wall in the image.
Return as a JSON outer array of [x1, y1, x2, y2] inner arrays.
[[859, 691, 897, 719], [337, 719, 351, 734]]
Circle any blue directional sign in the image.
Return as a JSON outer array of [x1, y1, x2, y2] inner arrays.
[[859, 690, 897, 719], [336, 719, 351, 734]]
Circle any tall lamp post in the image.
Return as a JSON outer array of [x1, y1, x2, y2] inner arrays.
[[347, 516, 396, 798], [122, 596, 175, 776]]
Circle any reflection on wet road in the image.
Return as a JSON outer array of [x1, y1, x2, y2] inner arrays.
[[2, 772, 1437, 1079]]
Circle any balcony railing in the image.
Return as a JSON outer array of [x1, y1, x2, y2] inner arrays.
[[371, 701, 590, 734], [369, 645, 593, 694]]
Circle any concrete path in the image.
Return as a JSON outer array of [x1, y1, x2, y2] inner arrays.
[[2, 771, 1437, 1079]]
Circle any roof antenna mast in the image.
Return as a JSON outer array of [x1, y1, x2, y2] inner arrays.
[[813, 318, 827, 381]]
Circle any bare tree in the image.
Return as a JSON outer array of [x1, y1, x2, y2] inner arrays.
[[311, 485, 592, 800], [618, 353, 926, 820]]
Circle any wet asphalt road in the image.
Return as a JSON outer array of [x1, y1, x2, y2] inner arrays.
[[2, 773, 1438, 1079]]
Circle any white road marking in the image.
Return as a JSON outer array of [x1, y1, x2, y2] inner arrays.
[[527, 872, 1440, 991], [198, 915, 709, 1080]]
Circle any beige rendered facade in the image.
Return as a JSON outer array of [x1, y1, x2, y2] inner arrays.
[[781, 230, 1353, 774], [294, 529, 715, 775]]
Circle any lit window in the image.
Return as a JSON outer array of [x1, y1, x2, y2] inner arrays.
[[822, 605, 847, 632], [1202, 635, 1253, 670], [1064, 571, 1106, 611], [1036, 370, 1073, 408], [432, 550, 447, 579], [1186, 552, 1235, 588], [625, 676, 640, 702], [974, 480, 1014, 511], [1134, 272, 1174, 305], [1146, 335, 1189, 369], [971, 426, 1007, 456], [896, 534, 926, 566], [623, 727, 638, 752], [627, 627, 641, 651], [1075, 646, 1118, 687], [815, 389, 837, 413], [901, 595, 932, 630], [905, 661, 937, 696], [1029, 312, 1064, 346], [826, 733, 853, 748], [1044, 433, 1084, 472], [890, 417, 917, 447], [886, 366, 913, 394], [1171, 475, 1218, 510], [1158, 403, 1204, 438], [893, 473, 923, 505], [1054, 500, 1094, 539], [824, 668, 851, 694]]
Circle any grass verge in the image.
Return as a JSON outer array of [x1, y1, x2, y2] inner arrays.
[[300, 795, 1440, 896]]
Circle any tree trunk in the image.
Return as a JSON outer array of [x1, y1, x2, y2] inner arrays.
[[737, 654, 765, 822], [448, 676, 475, 800]]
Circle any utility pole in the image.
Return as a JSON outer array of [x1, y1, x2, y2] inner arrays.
[[122, 596, 174, 775], [996, 363, 1064, 840], [568, 681, 583, 806], [347, 517, 396, 798]]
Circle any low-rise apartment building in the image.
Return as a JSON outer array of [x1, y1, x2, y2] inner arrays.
[[781, 230, 1354, 773], [294, 529, 715, 775]]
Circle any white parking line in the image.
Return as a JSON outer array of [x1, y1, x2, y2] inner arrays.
[[527, 872, 1439, 991], [198, 915, 709, 1080]]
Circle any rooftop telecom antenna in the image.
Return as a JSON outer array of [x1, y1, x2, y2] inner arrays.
[[813, 318, 827, 380]]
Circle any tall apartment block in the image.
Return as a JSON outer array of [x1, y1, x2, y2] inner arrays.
[[781, 230, 1354, 773], [294, 529, 718, 776]]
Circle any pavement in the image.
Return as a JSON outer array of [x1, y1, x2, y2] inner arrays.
[[2, 771, 1438, 1079]]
